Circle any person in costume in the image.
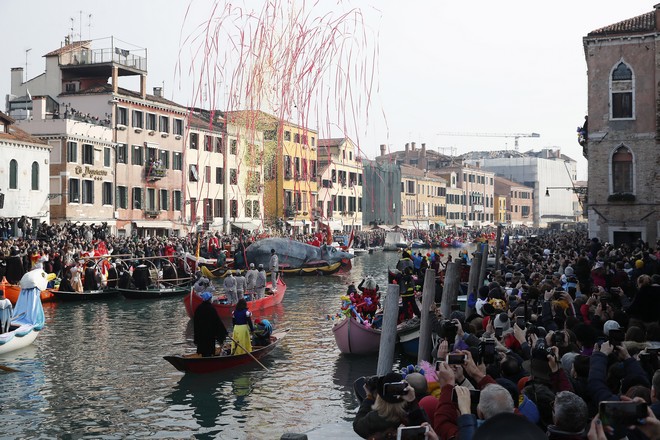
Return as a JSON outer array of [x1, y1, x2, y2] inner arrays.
[[252, 318, 273, 346], [357, 276, 380, 321], [193, 292, 228, 357], [231, 299, 253, 355]]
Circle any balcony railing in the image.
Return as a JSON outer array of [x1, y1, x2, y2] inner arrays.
[[144, 209, 159, 218], [60, 46, 147, 72], [145, 164, 166, 182]]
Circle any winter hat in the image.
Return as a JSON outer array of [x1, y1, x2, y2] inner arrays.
[[493, 313, 511, 332], [377, 372, 405, 404], [560, 352, 579, 374], [250, 263, 255, 268], [603, 320, 621, 336], [564, 266, 574, 277], [635, 260, 644, 269]]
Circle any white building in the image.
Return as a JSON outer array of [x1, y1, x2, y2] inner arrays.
[[0, 112, 51, 234], [464, 149, 580, 227]]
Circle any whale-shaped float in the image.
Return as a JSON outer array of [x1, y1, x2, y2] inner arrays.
[[234, 238, 354, 270]]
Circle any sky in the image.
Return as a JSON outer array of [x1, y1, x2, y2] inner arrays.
[[0, 0, 655, 180]]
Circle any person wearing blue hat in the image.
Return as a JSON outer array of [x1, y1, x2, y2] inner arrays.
[[193, 291, 227, 357]]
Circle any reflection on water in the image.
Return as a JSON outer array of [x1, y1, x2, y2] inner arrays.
[[0, 246, 475, 438]]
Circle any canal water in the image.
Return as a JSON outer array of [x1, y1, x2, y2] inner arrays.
[[0, 246, 475, 439]]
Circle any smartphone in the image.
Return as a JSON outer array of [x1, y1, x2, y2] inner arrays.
[[383, 382, 408, 398], [494, 327, 503, 339], [397, 425, 428, 440], [479, 339, 496, 365], [446, 354, 466, 365], [599, 401, 647, 427], [608, 329, 625, 346], [451, 388, 481, 405], [554, 331, 565, 345], [516, 317, 526, 330], [435, 360, 444, 371]]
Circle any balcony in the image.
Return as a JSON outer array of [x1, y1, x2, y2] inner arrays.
[[284, 206, 296, 218], [144, 209, 159, 218], [59, 41, 147, 76], [145, 164, 166, 182]]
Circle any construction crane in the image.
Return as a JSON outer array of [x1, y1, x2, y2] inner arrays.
[[436, 132, 540, 151]]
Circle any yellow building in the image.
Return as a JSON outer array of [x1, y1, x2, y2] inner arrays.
[[399, 164, 447, 230], [495, 195, 507, 225]]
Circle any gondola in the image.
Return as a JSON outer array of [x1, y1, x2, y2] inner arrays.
[[183, 277, 286, 319], [163, 329, 289, 374], [50, 287, 120, 302], [117, 285, 191, 299]]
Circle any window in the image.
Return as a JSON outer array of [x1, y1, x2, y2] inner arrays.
[[230, 139, 237, 155], [103, 147, 111, 167], [69, 178, 80, 203], [230, 169, 238, 184], [82, 144, 94, 165], [521, 206, 530, 217], [82, 180, 94, 204], [132, 110, 143, 128], [252, 200, 260, 217], [310, 160, 317, 178], [31, 161, 39, 190], [205, 135, 213, 152], [102, 182, 112, 205], [190, 133, 198, 149], [146, 113, 157, 131], [284, 130, 291, 141], [172, 152, 182, 170], [190, 197, 197, 222], [117, 144, 128, 164], [67, 141, 78, 163], [173, 190, 182, 211], [146, 188, 156, 210], [132, 145, 143, 165], [189, 164, 199, 182], [216, 167, 224, 184], [204, 198, 213, 220], [117, 186, 128, 209], [159, 150, 169, 169], [230, 199, 238, 217], [215, 136, 223, 153], [611, 62, 634, 119], [132, 187, 143, 209], [611, 146, 633, 193], [311, 136, 315, 147], [294, 133, 300, 143], [159, 189, 169, 210], [205, 166, 211, 183], [117, 107, 128, 126], [146, 147, 157, 164], [174, 118, 183, 135], [245, 200, 253, 218], [214, 199, 223, 218], [159, 115, 169, 133]]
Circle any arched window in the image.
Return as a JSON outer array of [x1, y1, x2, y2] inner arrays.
[[31, 161, 39, 190], [9, 159, 18, 189], [611, 146, 633, 193], [610, 61, 634, 119]]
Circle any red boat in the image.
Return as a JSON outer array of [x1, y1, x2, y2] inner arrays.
[[163, 329, 289, 374], [183, 277, 286, 319], [332, 317, 382, 355], [2, 283, 55, 305]]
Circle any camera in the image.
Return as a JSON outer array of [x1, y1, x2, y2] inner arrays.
[[516, 316, 526, 330], [478, 339, 496, 364], [397, 425, 428, 440], [383, 381, 408, 398], [446, 354, 466, 365], [532, 340, 554, 361], [451, 388, 481, 405]]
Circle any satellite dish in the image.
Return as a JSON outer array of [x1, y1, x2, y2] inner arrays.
[[190, 164, 199, 181]]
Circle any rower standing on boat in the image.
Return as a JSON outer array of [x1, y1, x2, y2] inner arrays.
[[235, 270, 247, 301], [245, 263, 258, 300], [231, 299, 253, 355], [193, 292, 228, 357], [223, 271, 238, 304], [269, 249, 279, 293], [255, 264, 267, 299]]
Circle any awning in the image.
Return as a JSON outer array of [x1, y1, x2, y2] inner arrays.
[[286, 220, 306, 227], [321, 220, 343, 231], [436, 221, 446, 227], [231, 221, 260, 231], [411, 220, 430, 230], [132, 220, 174, 229]]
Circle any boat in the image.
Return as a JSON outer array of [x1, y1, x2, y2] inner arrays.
[[200, 261, 342, 279], [397, 318, 421, 358], [2, 283, 55, 305], [367, 246, 383, 254], [353, 248, 369, 256], [183, 277, 286, 319], [163, 329, 289, 374], [50, 288, 120, 302], [410, 239, 427, 249], [383, 232, 408, 251], [0, 270, 47, 355], [117, 285, 191, 299], [332, 316, 382, 355]]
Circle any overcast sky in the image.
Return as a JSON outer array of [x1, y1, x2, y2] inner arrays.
[[0, 1, 654, 179]]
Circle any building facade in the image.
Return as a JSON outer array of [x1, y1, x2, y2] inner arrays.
[[583, 6, 660, 245], [362, 157, 401, 227], [399, 164, 447, 230], [317, 137, 363, 232], [494, 176, 534, 226]]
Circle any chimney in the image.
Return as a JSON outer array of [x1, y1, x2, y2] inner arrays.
[[380, 144, 386, 157], [405, 143, 409, 152], [10, 68, 23, 96], [421, 143, 426, 158], [153, 87, 162, 97], [411, 141, 416, 151], [33, 96, 46, 120]]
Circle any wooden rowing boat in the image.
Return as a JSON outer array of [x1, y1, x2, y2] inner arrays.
[[117, 285, 190, 299], [50, 288, 120, 302], [183, 278, 286, 319], [164, 329, 289, 374], [3, 283, 55, 305], [332, 317, 382, 355]]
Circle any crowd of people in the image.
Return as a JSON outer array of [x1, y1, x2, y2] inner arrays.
[[354, 231, 660, 440]]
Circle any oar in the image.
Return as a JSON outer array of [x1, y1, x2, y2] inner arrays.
[[0, 364, 19, 372], [228, 335, 269, 372]]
